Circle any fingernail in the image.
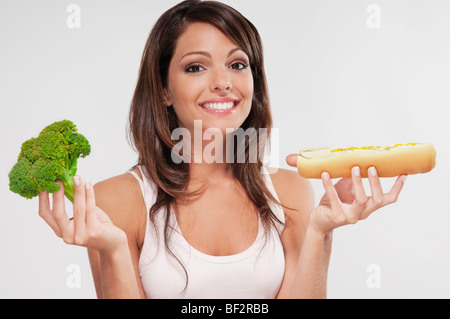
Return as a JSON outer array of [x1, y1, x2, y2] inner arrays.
[[353, 166, 360, 177], [85, 181, 90, 190], [322, 172, 330, 181], [73, 176, 79, 186], [403, 175, 408, 183], [369, 167, 377, 177]]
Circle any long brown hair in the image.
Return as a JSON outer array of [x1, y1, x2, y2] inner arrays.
[[128, 0, 284, 290]]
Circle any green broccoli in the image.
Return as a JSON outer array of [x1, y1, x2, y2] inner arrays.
[[8, 120, 91, 203]]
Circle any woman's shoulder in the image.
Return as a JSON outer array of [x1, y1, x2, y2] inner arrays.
[[94, 170, 142, 202], [93, 169, 146, 235], [266, 167, 314, 205], [265, 167, 315, 222]]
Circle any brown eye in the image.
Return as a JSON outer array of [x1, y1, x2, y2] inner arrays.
[[230, 62, 248, 70], [185, 64, 204, 73]]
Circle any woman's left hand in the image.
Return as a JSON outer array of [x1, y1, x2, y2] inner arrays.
[[310, 166, 407, 234]]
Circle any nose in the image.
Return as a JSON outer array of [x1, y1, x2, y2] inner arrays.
[[210, 68, 232, 92]]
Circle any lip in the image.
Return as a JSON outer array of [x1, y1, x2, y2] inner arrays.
[[198, 97, 241, 116]]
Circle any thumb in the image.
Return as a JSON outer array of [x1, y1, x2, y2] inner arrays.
[[285, 154, 298, 167], [333, 178, 355, 204]]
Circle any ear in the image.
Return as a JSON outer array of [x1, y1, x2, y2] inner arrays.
[[163, 88, 172, 107]]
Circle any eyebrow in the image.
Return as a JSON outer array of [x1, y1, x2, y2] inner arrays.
[[180, 47, 244, 60]]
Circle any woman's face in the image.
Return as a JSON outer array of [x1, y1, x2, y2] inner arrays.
[[166, 22, 254, 136]]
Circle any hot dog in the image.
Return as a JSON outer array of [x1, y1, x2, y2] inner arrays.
[[293, 143, 436, 179]]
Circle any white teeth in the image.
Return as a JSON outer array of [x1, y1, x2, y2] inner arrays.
[[202, 102, 235, 110]]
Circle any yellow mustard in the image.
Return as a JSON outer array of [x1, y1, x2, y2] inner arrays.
[[330, 143, 420, 153]]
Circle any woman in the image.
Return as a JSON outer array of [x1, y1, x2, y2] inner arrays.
[[37, 0, 406, 298]]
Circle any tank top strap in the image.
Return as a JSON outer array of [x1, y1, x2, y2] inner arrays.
[[128, 169, 145, 196], [128, 165, 158, 212]]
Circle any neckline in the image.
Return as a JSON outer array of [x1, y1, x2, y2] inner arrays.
[[169, 205, 264, 264]]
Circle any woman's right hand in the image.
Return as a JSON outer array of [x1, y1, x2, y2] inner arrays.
[[38, 176, 127, 254]]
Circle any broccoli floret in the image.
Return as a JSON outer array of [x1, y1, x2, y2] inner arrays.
[[8, 120, 91, 203]]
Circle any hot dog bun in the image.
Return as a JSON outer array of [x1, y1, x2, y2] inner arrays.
[[296, 143, 436, 179]]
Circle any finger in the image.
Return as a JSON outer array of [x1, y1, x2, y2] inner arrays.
[[383, 175, 407, 205], [52, 181, 73, 241], [285, 154, 298, 167], [85, 181, 97, 227], [73, 176, 86, 236], [321, 172, 342, 211], [367, 167, 384, 207], [38, 191, 61, 237], [351, 166, 367, 212]]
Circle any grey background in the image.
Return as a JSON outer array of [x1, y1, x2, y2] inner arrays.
[[0, 0, 449, 298]]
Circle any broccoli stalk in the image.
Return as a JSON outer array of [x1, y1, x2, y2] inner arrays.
[[59, 162, 76, 203], [8, 120, 91, 203]]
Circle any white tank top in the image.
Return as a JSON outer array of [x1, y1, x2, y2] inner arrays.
[[130, 166, 285, 299]]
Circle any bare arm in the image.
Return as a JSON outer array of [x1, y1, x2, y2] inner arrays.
[[282, 162, 406, 298], [88, 243, 145, 299], [95, 241, 140, 298], [38, 173, 146, 299], [87, 237, 146, 299], [88, 173, 147, 299], [288, 226, 332, 298], [269, 169, 331, 298]]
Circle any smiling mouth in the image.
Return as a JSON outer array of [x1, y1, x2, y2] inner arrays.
[[200, 101, 239, 110]]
